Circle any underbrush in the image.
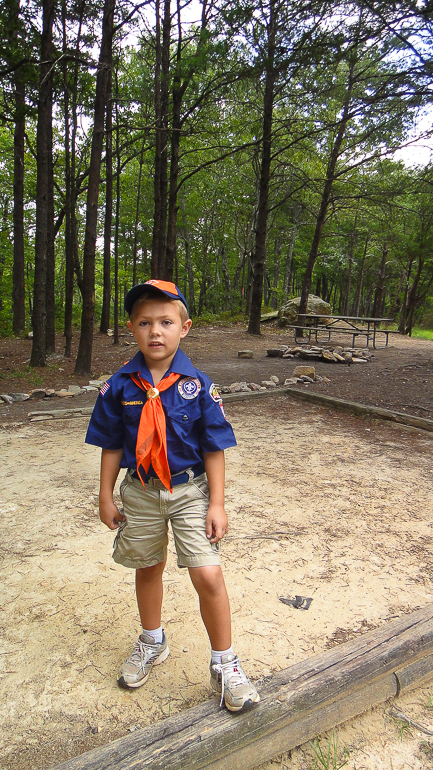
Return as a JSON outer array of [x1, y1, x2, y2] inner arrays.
[[411, 327, 433, 340]]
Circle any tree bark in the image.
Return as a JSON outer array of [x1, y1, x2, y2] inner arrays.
[[12, 62, 26, 334], [372, 243, 387, 317], [62, 0, 74, 358], [30, 0, 56, 367], [100, 64, 113, 334], [248, 1, 276, 335], [74, 0, 116, 374], [352, 235, 368, 317]]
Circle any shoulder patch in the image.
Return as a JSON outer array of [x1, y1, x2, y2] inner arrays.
[[99, 381, 111, 397], [178, 377, 202, 400], [219, 401, 226, 419], [209, 383, 222, 402]]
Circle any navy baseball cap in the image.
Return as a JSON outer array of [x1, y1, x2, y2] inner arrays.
[[124, 280, 189, 315]]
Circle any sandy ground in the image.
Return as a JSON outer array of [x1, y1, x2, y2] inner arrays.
[[2, 396, 433, 770]]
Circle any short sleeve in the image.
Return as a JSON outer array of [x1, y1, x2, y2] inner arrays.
[[197, 378, 237, 453], [85, 379, 125, 450]]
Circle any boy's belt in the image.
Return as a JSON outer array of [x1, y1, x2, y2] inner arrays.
[[129, 464, 205, 490]]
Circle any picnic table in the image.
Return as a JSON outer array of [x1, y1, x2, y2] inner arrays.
[[290, 314, 395, 349]]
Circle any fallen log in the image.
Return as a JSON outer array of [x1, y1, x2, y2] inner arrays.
[[49, 604, 433, 770]]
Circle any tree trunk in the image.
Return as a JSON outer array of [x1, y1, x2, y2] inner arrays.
[[248, 1, 276, 335], [271, 235, 281, 310], [352, 235, 368, 317], [398, 256, 414, 334], [151, 0, 170, 277], [100, 64, 113, 334], [30, 0, 56, 367], [132, 140, 146, 288], [344, 212, 358, 316], [74, 0, 116, 374], [12, 63, 26, 334], [184, 235, 195, 315], [372, 243, 387, 317], [283, 212, 299, 298], [298, 64, 355, 325], [113, 73, 121, 347], [62, 0, 74, 358], [45, 108, 56, 353]]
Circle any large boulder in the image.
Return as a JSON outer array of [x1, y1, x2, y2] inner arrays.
[[278, 294, 331, 327]]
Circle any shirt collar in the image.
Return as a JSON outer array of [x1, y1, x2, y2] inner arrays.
[[119, 347, 196, 383]]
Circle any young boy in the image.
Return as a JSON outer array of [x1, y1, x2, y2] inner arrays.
[[85, 279, 259, 712]]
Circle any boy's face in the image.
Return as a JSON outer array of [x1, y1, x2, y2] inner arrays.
[[127, 297, 191, 372]]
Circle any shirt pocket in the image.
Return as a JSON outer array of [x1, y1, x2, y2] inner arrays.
[[167, 402, 201, 428], [122, 405, 143, 426]]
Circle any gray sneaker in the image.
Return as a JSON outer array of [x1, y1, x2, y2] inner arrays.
[[118, 631, 169, 689], [210, 653, 260, 712]]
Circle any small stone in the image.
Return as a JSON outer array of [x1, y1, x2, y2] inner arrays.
[[281, 352, 294, 358], [333, 353, 345, 362], [261, 380, 277, 388], [89, 380, 104, 388], [322, 350, 337, 362], [293, 366, 316, 380], [220, 387, 230, 394], [8, 392, 30, 402], [29, 389, 47, 400], [270, 375, 279, 384], [0, 394, 13, 404], [300, 375, 315, 383], [239, 382, 251, 392], [238, 350, 253, 359], [283, 378, 298, 385], [98, 374, 112, 382], [266, 349, 283, 357], [322, 377, 331, 383], [343, 353, 353, 363], [315, 375, 323, 382], [248, 383, 263, 392], [82, 385, 99, 392], [45, 389, 56, 397], [333, 346, 344, 355], [228, 383, 242, 393], [352, 357, 368, 363], [54, 390, 74, 398], [68, 385, 83, 395]]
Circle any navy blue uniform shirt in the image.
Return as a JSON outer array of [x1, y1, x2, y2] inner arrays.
[[85, 348, 236, 476]]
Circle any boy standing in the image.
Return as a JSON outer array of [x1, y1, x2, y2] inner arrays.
[[85, 279, 259, 712]]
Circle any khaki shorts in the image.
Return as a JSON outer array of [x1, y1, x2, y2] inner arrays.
[[112, 471, 221, 569]]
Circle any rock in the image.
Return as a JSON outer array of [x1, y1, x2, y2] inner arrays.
[[98, 374, 111, 382], [293, 365, 316, 380], [283, 378, 299, 385], [220, 387, 231, 394], [29, 389, 47, 399], [89, 380, 105, 388], [68, 385, 84, 395], [333, 353, 345, 362], [238, 350, 253, 359], [315, 375, 323, 382], [54, 390, 74, 398], [322, 350, 337, 362], [248, 383, 263, 392], [239, 382, 251, 392], [270, 375, 279, 384], [352, 357, 368, 363], [266, 348, 283, 357], [8, 392, 30, 402], [333, 346, 344, 355], [281, 352, 294, 358], [343, 353, 353, 363], [45, 389, 56, 397], [82, 385, 99, 392], [298, 350, 322, 360], [300, 375, 315, 383], [278, 294, 331, 328], [0, 394, 14, 404], [261, 380, 277, 388], [322, 377, 331, 383], [228, 383, 242, 393]]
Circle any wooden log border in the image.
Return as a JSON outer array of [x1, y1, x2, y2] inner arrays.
[[49, 605, 433, 770], [28, 387, 433, 432]]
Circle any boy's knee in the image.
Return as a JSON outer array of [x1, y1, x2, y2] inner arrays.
[[136, 561, 166, 581], [189, 565, 224, 594]]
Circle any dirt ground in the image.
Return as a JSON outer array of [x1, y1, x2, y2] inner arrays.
[[1, 328, 433, 770]]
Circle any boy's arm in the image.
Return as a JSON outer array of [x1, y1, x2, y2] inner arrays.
[[203, 450, 228, 544], [99, 448, 125, 530]]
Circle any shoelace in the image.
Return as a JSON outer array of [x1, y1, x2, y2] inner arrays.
[[213, 656, 245, 707], [130, 639, 155, 670]]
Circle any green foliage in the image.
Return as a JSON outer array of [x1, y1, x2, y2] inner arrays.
[[308, 731, 350, 770]]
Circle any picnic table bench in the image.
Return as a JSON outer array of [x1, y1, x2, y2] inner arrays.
[[287, 314, 396, 349]]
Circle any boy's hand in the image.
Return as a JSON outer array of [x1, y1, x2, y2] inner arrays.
[[99, 499, 125, 530], [206, 503, 228, 544]]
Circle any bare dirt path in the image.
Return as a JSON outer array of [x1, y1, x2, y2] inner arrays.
[[2, 395, 433, 770]]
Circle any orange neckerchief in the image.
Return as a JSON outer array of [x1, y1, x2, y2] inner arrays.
[[130, 372, 180, 492]]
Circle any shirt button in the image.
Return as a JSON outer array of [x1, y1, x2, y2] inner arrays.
[[182, 415, 188, 422]]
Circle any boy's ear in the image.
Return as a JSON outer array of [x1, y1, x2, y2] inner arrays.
[[127, 319, 133, 333], [180, 319, 192, 339]]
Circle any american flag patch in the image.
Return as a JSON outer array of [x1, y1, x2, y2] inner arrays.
[[99, 381, 111, 397]]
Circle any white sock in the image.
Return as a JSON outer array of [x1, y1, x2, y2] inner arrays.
[[142, 626, 163, 644], [211, 646, 234, 665]]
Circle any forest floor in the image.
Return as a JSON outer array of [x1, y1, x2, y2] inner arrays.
[[1, 325, 433, 770]]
